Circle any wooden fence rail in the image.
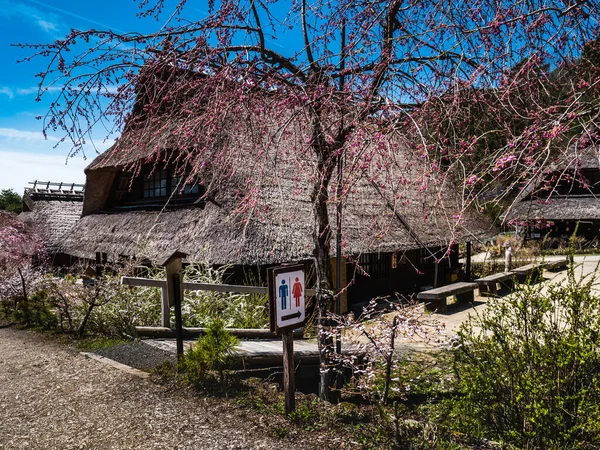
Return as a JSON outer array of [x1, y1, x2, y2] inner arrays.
[[120, 276, 316, 328]]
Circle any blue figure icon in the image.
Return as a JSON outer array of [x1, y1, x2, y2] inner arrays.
[[279, 279, 289, 310]]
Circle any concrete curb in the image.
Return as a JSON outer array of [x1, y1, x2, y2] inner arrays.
[[80, 352, 150, 378]]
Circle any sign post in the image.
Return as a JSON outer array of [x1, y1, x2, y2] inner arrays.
[[159, 250, 188, 361], [268, 264, 306, 414]]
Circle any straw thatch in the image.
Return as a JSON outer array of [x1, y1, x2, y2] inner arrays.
[[506, 143, 600, 223], [19, 188, 83, 254], [507, 197, 600, 222], [61, 134, 493, 264]]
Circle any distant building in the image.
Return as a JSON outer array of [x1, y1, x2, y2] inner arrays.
[[506, 144, 600, 241], [19, 181, 84, 266]]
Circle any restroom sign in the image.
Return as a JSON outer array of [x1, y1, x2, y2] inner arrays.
[[268, 264, 306, 334]]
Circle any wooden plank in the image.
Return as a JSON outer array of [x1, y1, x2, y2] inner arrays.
[[476, 272, 513, 285], [135, 326, 303, 340], [511, 263, 540, 274], [121, 276, 166, 288], [544, 258, 568, 270], [183, 282, 317, 296], [183, 282, 267, 294], [417, 282, 478, 300], [123, 277, 317, 296]]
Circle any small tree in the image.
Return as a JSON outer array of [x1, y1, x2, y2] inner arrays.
[[331, 299, 446, 405], [0, 189, 22, 214], [0, 213, 45, 311], [180, 317, 239, 385]]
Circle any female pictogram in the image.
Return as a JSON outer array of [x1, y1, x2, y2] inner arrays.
[[292, 277, 303, 307]]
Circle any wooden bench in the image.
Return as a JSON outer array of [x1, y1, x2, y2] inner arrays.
[[543, 257, 569, 271], [511, 263, 545, 284], [475, 272, 515, 296], [417, 282, 478, 313]]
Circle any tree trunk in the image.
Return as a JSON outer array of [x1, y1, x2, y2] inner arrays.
[[309, 115, 337, 402], [78, 301, 96, 338], [17, 267, 28, 308]]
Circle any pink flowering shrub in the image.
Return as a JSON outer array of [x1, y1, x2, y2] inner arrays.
[[330, 298, 447, 405], [0, 213, 46, 317]]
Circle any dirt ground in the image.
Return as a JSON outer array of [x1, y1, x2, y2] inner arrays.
[[0, 327, 349, 450]]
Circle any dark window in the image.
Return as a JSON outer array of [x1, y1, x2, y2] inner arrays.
[[357, 253, 390, 280], [143, 170, 168, 198], [171, 172, 200, 195]]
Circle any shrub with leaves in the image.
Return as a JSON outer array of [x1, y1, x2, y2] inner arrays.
[[452, 263, 600, 448]]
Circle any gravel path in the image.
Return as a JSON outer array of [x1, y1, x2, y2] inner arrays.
[[0, 327, 347, 449], [93, 341, 177, 370]]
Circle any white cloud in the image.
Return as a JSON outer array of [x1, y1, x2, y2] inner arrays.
[[0, 87, 14, 99], [0, 150, 89, 193], [0, 0, 62, 35], [0, 128, 59, 142], [16, 85, 63, 96], [37, 19, 57, 32], [28, 0, 125, 33]]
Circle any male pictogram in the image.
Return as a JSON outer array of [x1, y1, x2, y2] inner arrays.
[[292, 277, 303, 307], [279, 279, 289, 310]]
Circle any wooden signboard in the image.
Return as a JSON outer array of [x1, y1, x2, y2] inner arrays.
[[268, 264, 306, 334], [267, 264, 306, 413]]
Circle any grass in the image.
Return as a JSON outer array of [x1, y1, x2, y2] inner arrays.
[[73, 336, 130, 351]]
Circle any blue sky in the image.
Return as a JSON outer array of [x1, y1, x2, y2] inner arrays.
[[0, 0, 194, 193], [0, 0, 300, 194]]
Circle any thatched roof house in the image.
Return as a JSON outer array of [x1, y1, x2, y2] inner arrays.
[[19, 182, 84, 264], [506, 143, 600, 239], [57, 71, 494, 308]]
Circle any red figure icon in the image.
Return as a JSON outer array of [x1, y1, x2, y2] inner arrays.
[[292, 277, 303, 307]]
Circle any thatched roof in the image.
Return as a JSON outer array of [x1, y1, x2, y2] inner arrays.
[[61, 135, 493, 264], [506, 196, 600, 222], [514, 142, 600, 203], [19, 188, 83, 254], [506, 142, 600, 223], [565, 143, 600, 170]]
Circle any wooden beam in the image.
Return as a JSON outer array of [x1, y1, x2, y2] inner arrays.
[[121, 276, 167, 288], [135, 326, 304, 339], [465, 241, 472, 281], [183, 282, 267, 294], [123, 277, 316, 296]]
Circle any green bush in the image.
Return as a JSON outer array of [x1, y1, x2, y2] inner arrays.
[[182, 263, 268, 329], [452, 263, 600, 449], [179, 317, 240, 385], [13, 289, 57, 330], [87, 277, 162, 338]]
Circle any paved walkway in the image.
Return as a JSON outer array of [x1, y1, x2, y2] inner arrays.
[[433, 255, 600, 333], [145, 338, 321, 368]]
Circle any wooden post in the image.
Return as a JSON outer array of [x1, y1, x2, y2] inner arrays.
[[433, 261, 439, 288], [282, 330, 296, 414], [95, 252, 103, 278], [159, 251, 188, 361], [172, 273, 184, 359], [465, 241, 472, 281], [161, 287, 170, 328], [504, 244, 513, 272]]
